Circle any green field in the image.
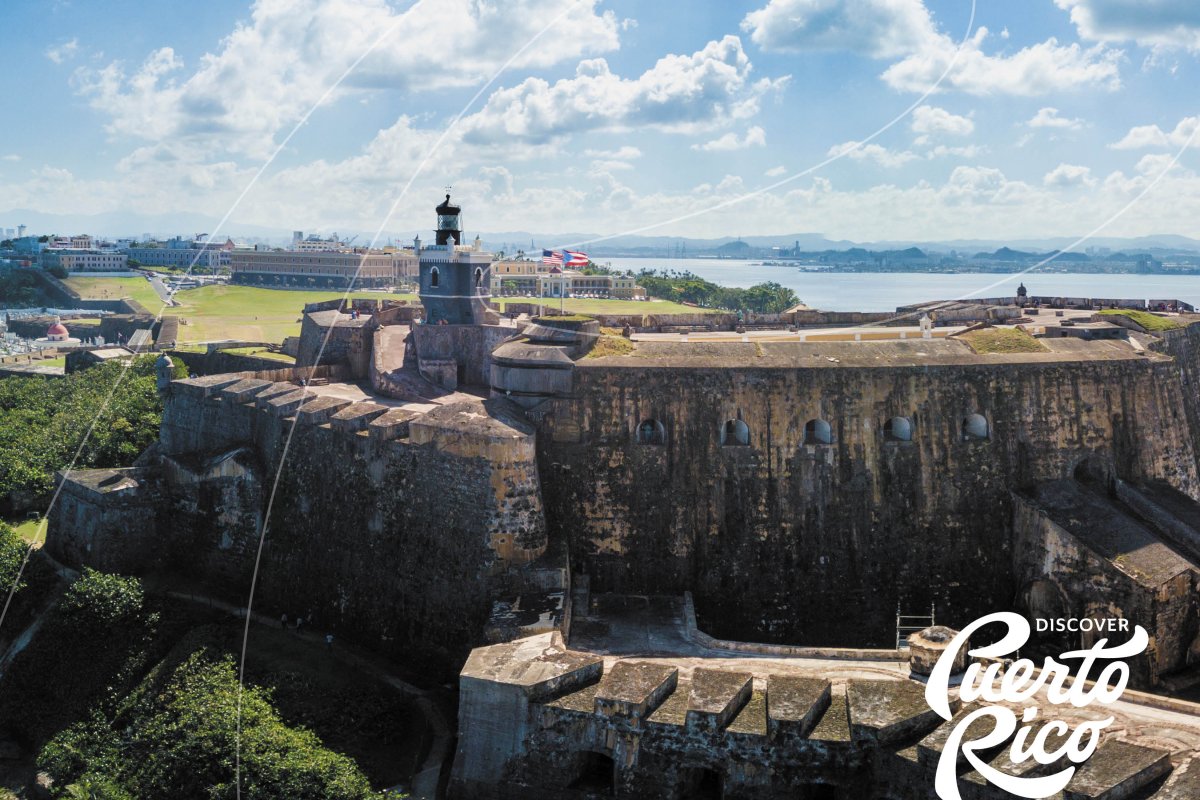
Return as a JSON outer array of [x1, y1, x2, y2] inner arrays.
[[169, 285, 418, 342], [1096, 309, 1181, 332], [8, 516, 46, 545], [493, 297, 718, 316], [64, 276, 715, 344], [960, 327, 1048, 354], [64, 276, 163, 310], [219, 346, 296, 363]]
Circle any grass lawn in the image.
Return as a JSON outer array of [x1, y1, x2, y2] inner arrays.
[[584, 334, 636, 358], [170, 285, 418, 343], [7, 516, 46, 546], [64, 276, 163, 310], [1096, 309, 1181, 332], [494, 297, 720, 316], [64, 277, 715, 344], [67, 279, 418, 343], [960, 327, 1048, 354], [35, 356, 65, 367], [219, 346, 296, 363]]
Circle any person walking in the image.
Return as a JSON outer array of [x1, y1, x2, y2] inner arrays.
[[280, 612, 288, 630], [325, 633, 334, 651]]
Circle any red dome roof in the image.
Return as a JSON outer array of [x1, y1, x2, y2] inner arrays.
[[47, 322, 69, 337]]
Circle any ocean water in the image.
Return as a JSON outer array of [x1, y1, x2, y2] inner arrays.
[[598, 257, 1200, 312]]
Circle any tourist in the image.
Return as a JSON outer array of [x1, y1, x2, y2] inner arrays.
[[325, 633, 334, 651], [294, 616, 304, 633], [280, 612, 288, 629]]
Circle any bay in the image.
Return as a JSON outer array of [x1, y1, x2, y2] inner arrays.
[[598, 257, 1200, 312]]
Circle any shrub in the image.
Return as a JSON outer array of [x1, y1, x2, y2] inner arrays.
[[0, 569, 154, 747], [40, 651, 381, 800]]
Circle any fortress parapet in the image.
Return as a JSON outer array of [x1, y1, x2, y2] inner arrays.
[[450, 629, 1200, 800]]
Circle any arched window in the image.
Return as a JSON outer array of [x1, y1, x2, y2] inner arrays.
[[636, 419, 665, 445], [962, 413, 989, 441], [884, 416, 913, 442], [429, 266, 440, 288], [804, 418, 832, 445], [721, 419, 750, 447], [474, 267, 483, 288]]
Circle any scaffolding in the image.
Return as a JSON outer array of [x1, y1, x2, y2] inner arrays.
[[896, 602, 936, 650]]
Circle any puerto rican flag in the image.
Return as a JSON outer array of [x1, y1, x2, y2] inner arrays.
[[542, 249, 563, 266], [563, 249, 589, 267]]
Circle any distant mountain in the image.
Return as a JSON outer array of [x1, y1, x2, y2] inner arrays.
[[4, 207, 1199, 256]]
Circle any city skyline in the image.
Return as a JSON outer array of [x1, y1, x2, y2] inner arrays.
[[3, 0, 1200, 243]]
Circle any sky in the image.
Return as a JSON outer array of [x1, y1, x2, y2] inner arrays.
[[2, 0, 1200, 244]]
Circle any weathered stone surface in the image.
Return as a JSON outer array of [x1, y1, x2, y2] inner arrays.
[[1150, 756, 1200, 799], [766, 675, 830, 741], [908, 626, 966, 677], [1063, 740, 1171, 800], [847, 679, 951, 746], [685, 668, 751, 733], [537, 338, 1200, 651], [594, 661, 677, 721]]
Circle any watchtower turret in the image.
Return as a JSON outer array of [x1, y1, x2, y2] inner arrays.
[[418, 192, 493, 325]]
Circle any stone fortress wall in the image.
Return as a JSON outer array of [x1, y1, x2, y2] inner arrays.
[[534, 346, 1200, 656]]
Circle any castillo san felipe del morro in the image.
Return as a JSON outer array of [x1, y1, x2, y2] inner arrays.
[[42, 194, 1200, 800]]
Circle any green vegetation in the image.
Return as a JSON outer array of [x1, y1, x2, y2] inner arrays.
[[168, 285, 417, 342], [219, 346, 296, 363], [64, 276, 163, 310], [0, 355, 185, 509], [0, 272, 45, 307], [0, 568, 384, 799], [1096, 309, 1181, 332], [8, 516, 46, 545], [535, 314, 595, 323], [40, 650, 381, 800], [635, 271, 799, 313], [584, 335, 636, 359], [495, 296, 715, 316], [959, 327, 1048, 354], [0, 570, 154, 749]]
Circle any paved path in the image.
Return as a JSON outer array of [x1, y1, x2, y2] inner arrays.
[[146, 274, 175, 306]]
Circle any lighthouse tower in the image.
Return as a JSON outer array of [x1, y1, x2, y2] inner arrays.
[[418, 193, 492, 325]]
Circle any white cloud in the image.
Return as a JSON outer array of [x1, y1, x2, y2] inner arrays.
[[827, 141, 918, 168], [882, 28, 1122, 96], [1055, 0, 1200, 50], [1, 155, 19, 162], [1110, 116, 1199, 149], [692, 126, 766, 152], [72, 0, 623, 158], [1135, 153, 1183, 176], [582, 146, 642, 160], [911, 105, 974, 140], [765, 165, 787, 176], [741, 0, 937, 59], [459, 37, 787, 146], [743, 0, 1123, 95], [1043, 163, 1096, 188], [1028, 107, 1084, 130], [45, 38, 79, 64], [927, 144, 984, 159]]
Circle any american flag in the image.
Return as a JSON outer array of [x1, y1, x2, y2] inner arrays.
[[542, 249, 563, 266], [542, 249, 589, 267]]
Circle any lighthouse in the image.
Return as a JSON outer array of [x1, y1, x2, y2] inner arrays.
[[418, 192, 493, 325]]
